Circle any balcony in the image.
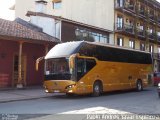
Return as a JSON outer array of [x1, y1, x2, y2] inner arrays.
[[146, 31, 156, 40], [115, 23, 135, 35], [158, 36, 160, 41], [158, 17, 160, 24], [138, 9, 145, 16], [137, 28, 145, 38], [152, 53, 160, 60], [147, 10, 155, 20], [115, 0, 135, 13], [148, 33, 155, 40], [137, 2, 146, 17], [148, 14, 155, 20], [124, 2, 135, 12], [158, 35, 160, 41]]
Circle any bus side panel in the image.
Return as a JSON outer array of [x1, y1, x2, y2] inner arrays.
[[77, 61, 152, 93]]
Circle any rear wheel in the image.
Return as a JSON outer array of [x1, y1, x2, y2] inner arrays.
[[136, 80, 143, 92], [159, 93, 160, 98], [92, 81, 102, 97]]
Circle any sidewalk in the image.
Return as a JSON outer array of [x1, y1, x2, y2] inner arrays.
[[0, 86, 53, 103]]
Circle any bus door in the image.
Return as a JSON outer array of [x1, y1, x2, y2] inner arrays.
[[76, 58, 96, 92], [76, 58, 96, 81]]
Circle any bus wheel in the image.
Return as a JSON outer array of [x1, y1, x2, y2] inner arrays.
[[136, 80, 143, 92], [159, 93, 160, 98], [92, 81, 102, 97]]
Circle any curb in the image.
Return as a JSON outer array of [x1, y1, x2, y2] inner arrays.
[[0, 95, 52, 103], [0, 87, 43, 91]]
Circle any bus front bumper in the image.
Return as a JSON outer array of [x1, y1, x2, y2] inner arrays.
[[44, 80, 77, 94]]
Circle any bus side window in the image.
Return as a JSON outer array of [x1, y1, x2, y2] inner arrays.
[[77, 58, 96, 81], [77, 59, 85, 80], [86, 59, 96, 72]]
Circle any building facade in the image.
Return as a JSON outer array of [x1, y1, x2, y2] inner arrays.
[[114, 0, 160, 72], [15, 0, 55, 21], [26, 11, 113, 44], [0, 18, 58, 88], [15, 0, 160, 71], [53, 0, 160, 72]]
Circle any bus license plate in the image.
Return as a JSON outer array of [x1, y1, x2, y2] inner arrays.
[[54, 90, 60, 93]]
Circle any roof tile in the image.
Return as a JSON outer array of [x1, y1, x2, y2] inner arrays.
[[0, 18, 59, 43]]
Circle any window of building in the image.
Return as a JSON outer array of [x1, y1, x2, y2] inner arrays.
[[55, 21, 60, 39], [53, 0, 62, 9], [147, 27, 153, 34], [149, 44, 154, 53], [140, 42, 145, 51], [116, 0, 124, 7], [129, 39, 135, 49], [140, 25, 144, 30], [117, 37, 123, 46], [100, 34, 108, 43], [90, 32, 109, 44], [75, 28, 109, 44], [117, 15, 123, 30]]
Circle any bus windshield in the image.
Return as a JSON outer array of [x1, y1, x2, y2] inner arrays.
[[45, 41, 83, 59], [45, 58, 71, 80]]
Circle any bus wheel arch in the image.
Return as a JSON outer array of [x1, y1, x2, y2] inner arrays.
[[92, 80, 103, 97], [136, 79, 143, 91]]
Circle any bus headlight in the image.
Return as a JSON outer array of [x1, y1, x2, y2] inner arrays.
[[66, 84, 75, 89], [68, 90, 73, 93], [158, 83, 160, 88], [45, 89, 49, 93]]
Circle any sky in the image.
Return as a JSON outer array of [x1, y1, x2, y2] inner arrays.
[[0, 0, 15, 20], [0, 0, 160, 21]]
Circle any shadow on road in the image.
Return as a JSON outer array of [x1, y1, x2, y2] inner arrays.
[[49, 87, 153, 100]]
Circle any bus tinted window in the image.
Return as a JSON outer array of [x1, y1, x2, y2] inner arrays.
[[86, 59, 96, 72], [45, 58, 71, 80], [77, 58, 96, 81], [79, 42, 152, 64]]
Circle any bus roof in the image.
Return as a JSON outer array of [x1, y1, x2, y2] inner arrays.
[[45, 41, 83, 59], [45, 41, 151, 60], [87, 41, 150, 54]]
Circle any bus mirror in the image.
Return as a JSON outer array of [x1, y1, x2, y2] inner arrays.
[[36, 56, 44, 71]]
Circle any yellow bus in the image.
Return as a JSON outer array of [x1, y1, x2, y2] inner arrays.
[[41, 41, 152, 96]]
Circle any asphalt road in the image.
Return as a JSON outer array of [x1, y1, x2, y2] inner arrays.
[[0, 87, 159, 119]]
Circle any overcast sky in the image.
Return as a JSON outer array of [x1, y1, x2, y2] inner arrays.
[[0, 0, 160, 20], [0, 0, 15, 20]]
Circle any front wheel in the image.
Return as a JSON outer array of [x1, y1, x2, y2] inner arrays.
[[136, 80, 143, 92], [92, 82, 102, 97], [158, 92, 160, 98]]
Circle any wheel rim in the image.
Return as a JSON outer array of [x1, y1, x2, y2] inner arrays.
[[138, 82, 142, 91], [94, 84, 100, 94]]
